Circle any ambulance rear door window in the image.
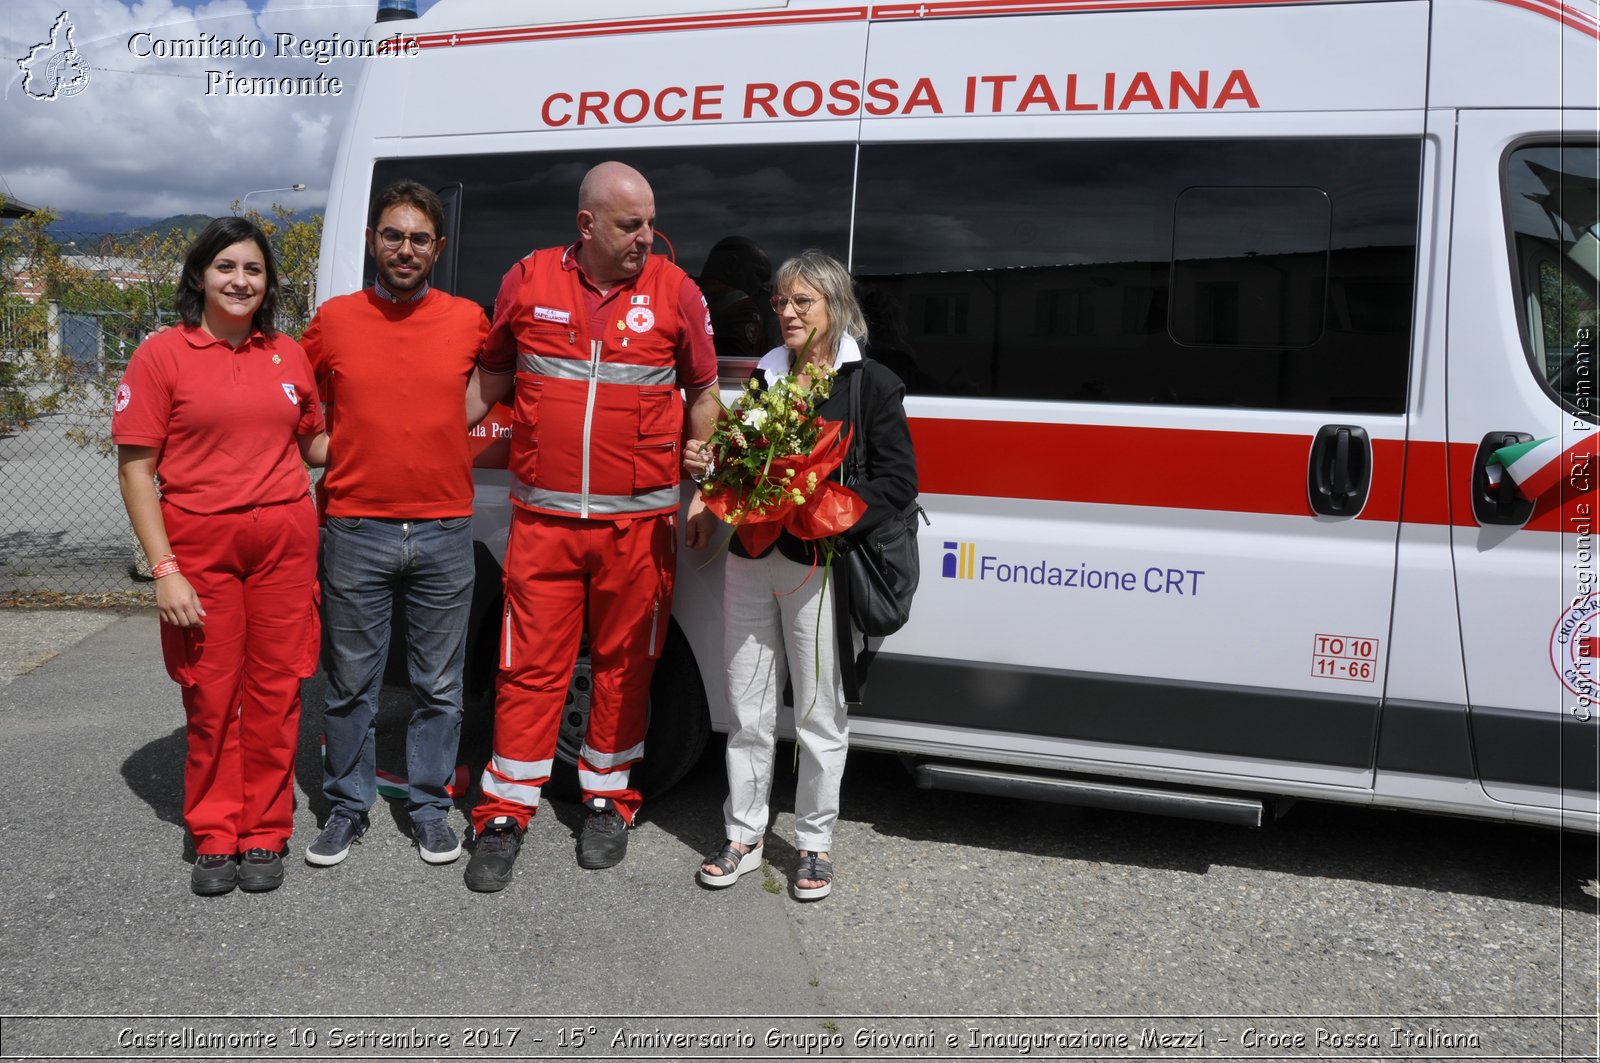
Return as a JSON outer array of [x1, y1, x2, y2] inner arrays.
[[369, 146, 856, 341]]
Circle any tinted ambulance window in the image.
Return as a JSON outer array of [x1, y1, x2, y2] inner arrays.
[[369, 146, 855, 354], [1170, 186, 1330, 348], [1506, 142, 1600, 421], [852, 139, 1419, 412]]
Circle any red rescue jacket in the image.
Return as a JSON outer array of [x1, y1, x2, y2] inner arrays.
[[503, 249, 687, 519]]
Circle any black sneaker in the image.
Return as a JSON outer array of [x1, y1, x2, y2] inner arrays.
[[577, 797, 629, 870], [191, 853, 237, 896], [464, 816, 523, 892], [413, 817, 462, 865], [237, 848, 285, 892], [305, 810, 365, 867]]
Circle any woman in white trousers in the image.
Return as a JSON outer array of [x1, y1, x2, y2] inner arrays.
[[684, 250, 918, 900]]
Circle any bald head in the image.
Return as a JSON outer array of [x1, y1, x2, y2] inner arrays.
[[574, 161, 656, 291], [579, 161, 651, 213]]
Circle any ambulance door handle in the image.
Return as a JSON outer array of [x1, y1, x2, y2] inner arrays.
[[1307, 424, 1371, 517], [1472, 431, 1535, 527]]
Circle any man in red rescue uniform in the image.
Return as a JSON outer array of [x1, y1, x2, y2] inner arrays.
[[463, 161, 718, 890]]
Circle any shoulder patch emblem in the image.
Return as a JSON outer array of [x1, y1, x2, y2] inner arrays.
[[114, 383, 131, 413], [282, 383, 299, 405]]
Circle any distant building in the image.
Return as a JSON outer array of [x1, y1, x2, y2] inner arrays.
[[1, 197, 44, 220], [5, 254, 174, 305]]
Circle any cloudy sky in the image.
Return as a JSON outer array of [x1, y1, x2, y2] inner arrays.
[[2, 0, 438, 220]]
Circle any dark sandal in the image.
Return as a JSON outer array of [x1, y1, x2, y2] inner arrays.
[[793, 851, 833, 901], [698, 841, 762, 889]]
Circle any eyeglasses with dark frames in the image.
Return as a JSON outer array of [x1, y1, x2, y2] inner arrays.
[[376, 228, 435, 251]]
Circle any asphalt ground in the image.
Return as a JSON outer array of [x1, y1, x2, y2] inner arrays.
[[0, 608, 1596, 1062]]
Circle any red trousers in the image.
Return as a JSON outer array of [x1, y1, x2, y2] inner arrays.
[[474, 509, 676, 829], [160, 498, 320, 854]]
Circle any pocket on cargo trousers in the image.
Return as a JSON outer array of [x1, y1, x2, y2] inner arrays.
[[160, 622, 202, 688]]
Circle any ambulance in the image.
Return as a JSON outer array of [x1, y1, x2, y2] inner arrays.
[[320, 0, 1600, 831]]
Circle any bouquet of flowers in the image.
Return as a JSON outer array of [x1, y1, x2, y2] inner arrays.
[[699, 353, 864, 557]]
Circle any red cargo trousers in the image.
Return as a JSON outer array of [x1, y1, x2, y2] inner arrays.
[[473, 508, 676, 830], [160, 498, 320, 855]]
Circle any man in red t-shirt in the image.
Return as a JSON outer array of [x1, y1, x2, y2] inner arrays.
[[462, 161, 718, 890], [301, 180, 489, 870]]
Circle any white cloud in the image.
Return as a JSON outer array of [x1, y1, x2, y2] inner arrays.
[[1, 0, 415, 218]]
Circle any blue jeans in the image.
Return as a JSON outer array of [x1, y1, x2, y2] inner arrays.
[[320, 515, 473, 824]]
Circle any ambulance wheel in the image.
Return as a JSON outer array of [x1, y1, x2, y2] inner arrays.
[[547, 621, 710, 802]]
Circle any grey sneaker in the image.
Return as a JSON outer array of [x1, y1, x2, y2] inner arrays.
[[305, 810, 365, 867], [464, 816, 523, 892], [413, 818, 462, 864], [577, 797, 629, 869]]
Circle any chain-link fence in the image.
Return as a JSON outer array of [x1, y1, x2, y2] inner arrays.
[[2, 216, 320, 600], [1, 304, 155, 597]]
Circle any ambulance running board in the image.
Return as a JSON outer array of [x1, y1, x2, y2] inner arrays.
[[912, 761, 1266, 827]]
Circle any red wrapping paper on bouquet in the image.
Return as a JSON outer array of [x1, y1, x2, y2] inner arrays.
[[701, 419, 865, 556]]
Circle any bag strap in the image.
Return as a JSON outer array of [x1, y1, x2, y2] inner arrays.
[[845, 360, 865, 485], [837, 362, 867, 708], [834, 563, 862, 709]]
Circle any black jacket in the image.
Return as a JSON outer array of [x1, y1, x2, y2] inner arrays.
[[729, 356, 918, 564]]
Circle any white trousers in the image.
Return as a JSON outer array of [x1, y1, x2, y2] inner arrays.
[[721, 549, 854, 852]]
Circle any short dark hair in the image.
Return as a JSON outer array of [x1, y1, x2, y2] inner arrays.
[[174, 216, 279, 337], [368, 179, 445, 235]]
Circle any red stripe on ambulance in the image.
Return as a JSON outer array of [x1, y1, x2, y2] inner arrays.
[[909, 421, 1586, 531]]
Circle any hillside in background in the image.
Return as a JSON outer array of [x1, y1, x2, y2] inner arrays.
[[48, 211, 314, 251]]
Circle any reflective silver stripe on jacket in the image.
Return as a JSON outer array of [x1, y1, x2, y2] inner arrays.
[[580, 340, 600, 518], [518, 353, 675, 386], [511, 482, 680, 515]]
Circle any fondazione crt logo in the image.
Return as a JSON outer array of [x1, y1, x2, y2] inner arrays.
[[17, 11, 91, 101]]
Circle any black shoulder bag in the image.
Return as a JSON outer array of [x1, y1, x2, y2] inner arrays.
[[835, 363, 927, 705]]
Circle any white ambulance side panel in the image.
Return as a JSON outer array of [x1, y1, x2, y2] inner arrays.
[[1447, 108, 1599, 825], [844, 3, 1430, 788], [1430, 0, 1600, 112]]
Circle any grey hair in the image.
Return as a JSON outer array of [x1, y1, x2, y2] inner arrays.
[[773, 249, 868, 351]]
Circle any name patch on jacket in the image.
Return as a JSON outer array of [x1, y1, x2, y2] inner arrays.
[[534, 305, 572, 325]]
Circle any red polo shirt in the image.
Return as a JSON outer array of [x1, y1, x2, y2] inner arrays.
[[112, 324, 323, 514]]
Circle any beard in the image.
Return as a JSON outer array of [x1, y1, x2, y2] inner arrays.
[[378, 258, 430, 293]]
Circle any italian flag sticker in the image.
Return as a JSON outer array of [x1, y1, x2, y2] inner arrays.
[[1490, 436, 1578, 502]]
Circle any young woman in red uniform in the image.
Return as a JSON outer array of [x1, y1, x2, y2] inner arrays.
[[113, 217, 327, 896]]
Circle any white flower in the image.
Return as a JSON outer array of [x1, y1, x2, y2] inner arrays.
[[741, 407, 768, 431]]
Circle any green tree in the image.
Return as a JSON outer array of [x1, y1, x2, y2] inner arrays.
[[0, 206, 96, 433], [56, 225, 188, 453], [233, 200, 324, 339]]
